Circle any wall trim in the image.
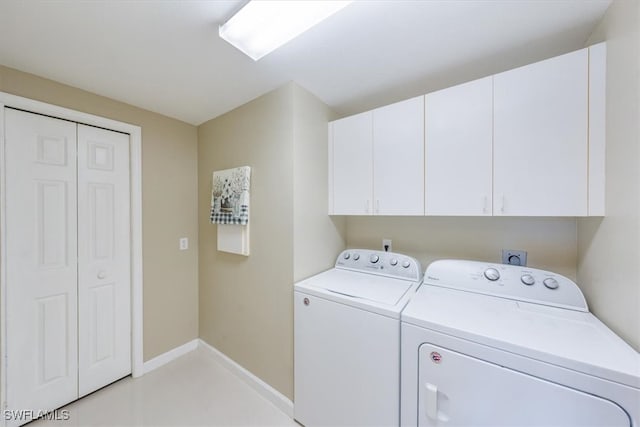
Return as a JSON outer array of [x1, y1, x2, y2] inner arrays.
[[0, 92, 144, 416], [198, 339, 294, 418], [142, 339, 199, 374]]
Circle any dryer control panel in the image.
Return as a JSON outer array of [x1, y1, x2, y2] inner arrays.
[[424, 260, 588, 312], [336, 249, 422, 283]]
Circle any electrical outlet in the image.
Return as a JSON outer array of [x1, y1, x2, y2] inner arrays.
[[502, 249, 527, 266], [179, 237, 189, 250], [382, 239, 392, 252]]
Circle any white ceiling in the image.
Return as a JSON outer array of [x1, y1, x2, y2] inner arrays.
[[0, 0, 611, 125]]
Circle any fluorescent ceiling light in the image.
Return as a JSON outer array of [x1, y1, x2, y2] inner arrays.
[[219, 0, 352, 61]]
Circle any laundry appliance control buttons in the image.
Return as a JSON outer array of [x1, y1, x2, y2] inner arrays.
[[543, 278, 559, 290], [521, 274, 535, 286], [484, 268, 500, 281]]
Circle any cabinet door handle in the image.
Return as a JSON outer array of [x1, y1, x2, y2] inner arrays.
[[376, 199, 380, 214], [482, 195, 488, 214], [366, 199, 370, 214], [501, 195, 506, 214]]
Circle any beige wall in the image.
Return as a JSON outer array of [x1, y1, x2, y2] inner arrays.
[[292, 85, 346, 282], [578, 0, 640, 350], [0, 65, 200, 361], [198, 83, 345, 400], [198, 84, 296, 399], [347, 217, 578, 279]]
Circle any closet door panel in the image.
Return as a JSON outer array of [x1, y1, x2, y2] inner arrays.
[[5, 108, 79, 423], [77, 124, 131, 397]]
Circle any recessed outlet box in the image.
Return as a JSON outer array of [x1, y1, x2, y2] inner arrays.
[[179, 237, 189, 250], [502, 249, 527, 266], [382, 239, 392, 252]]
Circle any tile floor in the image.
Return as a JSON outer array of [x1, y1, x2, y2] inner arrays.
[[32, 347, 298, 426]]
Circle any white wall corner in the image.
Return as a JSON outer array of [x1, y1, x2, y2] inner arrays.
[[198, 339, 294, 418]]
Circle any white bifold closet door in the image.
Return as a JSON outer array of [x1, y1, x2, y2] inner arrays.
[[5, 108, 131, 424], [77, 123, 131, 397]]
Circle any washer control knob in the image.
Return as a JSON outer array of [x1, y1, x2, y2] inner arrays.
[[353, 253, 360, 261], [402, 260, 411, 268], [369, 254, 380, 264], [390, 258, 398, 266], [343, 252, 350, 260], [484, 268, 500, 281], [521, 274, 535, 286], [543, 277, 559, 290]]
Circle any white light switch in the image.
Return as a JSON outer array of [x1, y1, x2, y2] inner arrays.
[[179, 237, 189, 250]]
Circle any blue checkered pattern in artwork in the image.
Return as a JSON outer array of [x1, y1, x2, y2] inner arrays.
[[210, 205, 248, 225]]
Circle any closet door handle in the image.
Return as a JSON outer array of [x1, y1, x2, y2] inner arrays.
[[97, 270, 107, 280]]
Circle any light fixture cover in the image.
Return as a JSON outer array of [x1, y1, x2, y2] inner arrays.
[[219, 0, 352, 61]]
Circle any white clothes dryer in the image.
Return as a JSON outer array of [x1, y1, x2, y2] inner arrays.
[[401, 259, 640, 427], [295, 249, 422, 427]]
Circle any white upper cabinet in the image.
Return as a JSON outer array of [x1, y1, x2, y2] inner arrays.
[[329, 44, 605, 217], [493, 49, 589, 216], [373, 96, 424, 215], [425, 77, 493, 215], [329, 111, 373, 215], [329, 97, 424, 216]]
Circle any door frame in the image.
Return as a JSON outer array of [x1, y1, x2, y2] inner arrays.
[[0, 92, 144, 412]]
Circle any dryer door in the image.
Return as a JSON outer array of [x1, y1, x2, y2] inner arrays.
[[418, 343, 630, 426]]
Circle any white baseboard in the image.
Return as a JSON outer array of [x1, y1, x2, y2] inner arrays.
[[142, 339, 199, 374], [198, 339, 294, 418], [140, 338, 294, 419]]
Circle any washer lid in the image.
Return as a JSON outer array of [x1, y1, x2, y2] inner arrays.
[[295, 269, 415, 307], [402, 285, 640, 389]]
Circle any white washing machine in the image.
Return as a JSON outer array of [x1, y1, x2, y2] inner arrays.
[[295, 249, 422, 427], [401, 259, 640, 427]]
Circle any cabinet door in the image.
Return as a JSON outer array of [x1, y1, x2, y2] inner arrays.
[[373, 96, 424, 215], [494, 49, 588, 216], [425, 77, 493, 215], [588, 42, 606, 216], [329, 111, 373, 215]]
